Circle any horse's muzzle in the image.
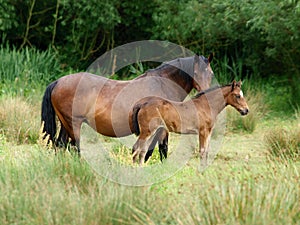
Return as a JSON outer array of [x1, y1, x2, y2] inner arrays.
[[240, 108, 249, 116]]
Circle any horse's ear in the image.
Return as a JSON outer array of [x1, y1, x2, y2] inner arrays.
[[238, 80, 242, 86], [231, 80, 236, 91], [208, 52, 214, 63]]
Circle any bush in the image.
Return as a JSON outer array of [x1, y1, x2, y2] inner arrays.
[[265, 120, 300, 161]]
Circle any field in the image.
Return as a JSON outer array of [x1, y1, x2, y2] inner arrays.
[[0, 47, 299, 224]]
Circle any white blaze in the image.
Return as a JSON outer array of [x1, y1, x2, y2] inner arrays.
[[240, 90, 244, 98]]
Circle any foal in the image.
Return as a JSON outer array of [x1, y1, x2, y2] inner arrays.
[[131, 81, 249, 165]]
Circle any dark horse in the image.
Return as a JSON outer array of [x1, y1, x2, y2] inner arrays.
[[41, 54, 214, 158]]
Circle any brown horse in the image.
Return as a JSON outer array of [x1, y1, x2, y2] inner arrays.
[[41, 54, 214, 154], [131, 81, 249, 165]]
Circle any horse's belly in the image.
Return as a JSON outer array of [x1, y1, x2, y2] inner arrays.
[[87, 112, 132, 138]]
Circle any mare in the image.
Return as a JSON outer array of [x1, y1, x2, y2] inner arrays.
[[131, 81, 249, 165], [41, 54, 214, 155]]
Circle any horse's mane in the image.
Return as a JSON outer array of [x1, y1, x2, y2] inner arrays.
[[147, 57, 192, 72], [148, 55, 209, 73], [193, 83, 232, 99], [134, 55, 210, 88]]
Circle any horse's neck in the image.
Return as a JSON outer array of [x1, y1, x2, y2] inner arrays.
[[137, 57, 194, 95], [194, 86, 231, 119], [159, 65, 193, 94]]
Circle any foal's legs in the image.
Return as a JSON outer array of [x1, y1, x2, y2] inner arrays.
[[144, 140, 156, 162], [144, 128, 169, 162], [158, 129, 168, 161], [199, 129, 212, 167], [132, 138, 150, 165]]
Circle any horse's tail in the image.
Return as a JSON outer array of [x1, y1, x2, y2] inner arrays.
[[132, 104, 142, 136], [41, 80, 58, 143]]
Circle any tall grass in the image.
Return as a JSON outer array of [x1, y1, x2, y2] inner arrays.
[[226, 89, 268, 133], [213, 55, 268, 133], [265, 110, 300, 161], [0, 144, 299, 224], [0, 45, 64, 145], [0, 95, 40, 144], [214, 55, 249, 87], [0, 45, 62, 97]]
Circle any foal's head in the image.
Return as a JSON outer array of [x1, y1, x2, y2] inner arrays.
[[193, 53, 214, 91], [226, 81, 249, 116]]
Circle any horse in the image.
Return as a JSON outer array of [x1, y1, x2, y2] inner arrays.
[[130, 80, 249, 165], [41, 54, 214, 155]]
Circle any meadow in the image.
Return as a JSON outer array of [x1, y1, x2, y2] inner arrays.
[[0, 47, 299, 224]]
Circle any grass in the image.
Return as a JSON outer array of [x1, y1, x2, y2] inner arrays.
[[0, 47, 299, 224], [0, 45, 62, 97], [226, 89, 268, 133], [0, 134, 299, 224], [0, 95, 40, 144], [264, 111, 300, 162]]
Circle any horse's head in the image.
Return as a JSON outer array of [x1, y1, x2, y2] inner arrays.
[[193, 53, 214, 92], [226, 80, 249, 116]]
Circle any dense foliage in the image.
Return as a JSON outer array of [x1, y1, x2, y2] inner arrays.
[[0, 0, 299, 72]]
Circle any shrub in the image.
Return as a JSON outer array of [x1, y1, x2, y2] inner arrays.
[[0, 96, 40, 144]]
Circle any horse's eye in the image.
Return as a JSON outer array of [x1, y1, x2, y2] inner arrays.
[[236, 95, 241, 99]]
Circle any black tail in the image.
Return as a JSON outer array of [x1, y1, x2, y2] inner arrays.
[[132, 104, 142, 136], [41, 80, 58, 143]]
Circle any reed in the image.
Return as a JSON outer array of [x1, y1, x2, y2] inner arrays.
[[0, 45, 61, 97]]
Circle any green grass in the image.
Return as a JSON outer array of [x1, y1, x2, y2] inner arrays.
[[0, 130, 299, 224], [1, 100, 299, 224], [0, 47, 299, 224], [0, 45, 62, 97], [226, 89, 267, 133], [264, 113, 300, 162]]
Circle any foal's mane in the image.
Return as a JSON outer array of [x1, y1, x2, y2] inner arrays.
[[193, 83, 232, 99]]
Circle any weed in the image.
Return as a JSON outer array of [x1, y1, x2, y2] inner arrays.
[[265, 121, 300, 161]]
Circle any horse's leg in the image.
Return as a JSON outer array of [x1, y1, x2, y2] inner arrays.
[[71, 120, 83, 156], [158, 129, 169, 162], [133, 137, 153, 165], [57, 116, 82, 156], [132, 139, 144, 164], [56, 124, 69, 148], [199, 129, 212, 167], [144, 140, 157, 162], [144, 128, 169, 163]]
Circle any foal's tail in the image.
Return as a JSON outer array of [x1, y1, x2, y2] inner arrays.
[[132, 104, 142, 136], [41, 80, 58, 143]]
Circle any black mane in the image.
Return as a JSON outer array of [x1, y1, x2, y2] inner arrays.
[[193, 83, 232, 98], [140, 55, 210, 88], [146, 55, 208, 77]]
